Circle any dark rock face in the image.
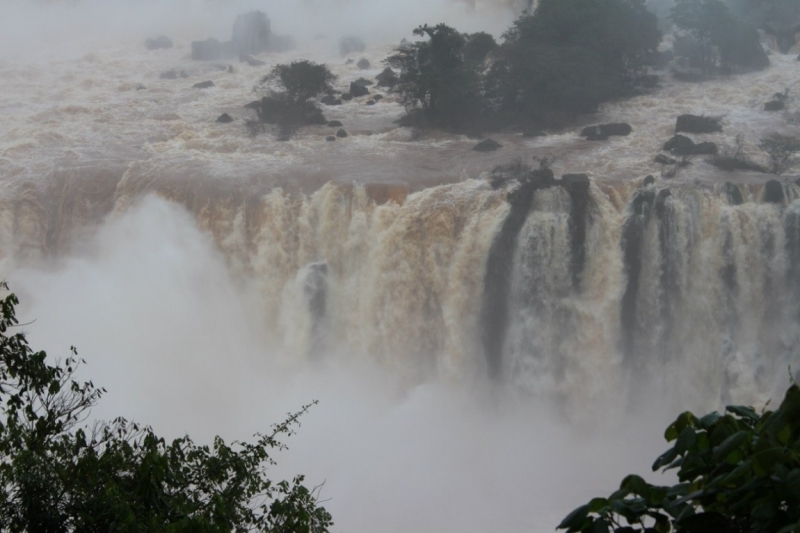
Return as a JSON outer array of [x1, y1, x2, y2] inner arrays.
[[675, 114, 722, 133], [341, 93, 354, 101], [349, 82, 370, 97], [339, 36, 366, 57], [357, 58, 371, 70], [765, 100, 785, 111], [523, 129, 547, 137], [643, 175, 656, 186], [336, 128, 348, 138], [373, 94, 383, 101], [327, 121, 343, 127], [663, 134, 717, 155], [326, 136, 336, 141], [580, 123, 632, 140], [145, 36, 173, 50], [353, 77, 374, 87], [192, 80, 215, 89], [763, 179, 785, 203], [320, 95, 342, 106], [722, 182, 744, 206], [239, 54, 266, 67], [561, 174, 592, 289], [473, 139, 502, 152], [655, 154, 677, 165], [191, 38, 222, 61], [376, 67, 398, 88], [216, 113, 234, 123], [366, 100, 376, 105], [232, 11, 271, 55], [244, 100, 261, 109]]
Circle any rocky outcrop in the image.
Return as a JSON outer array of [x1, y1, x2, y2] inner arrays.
[[232, 11, 271, 55], [663, 134, 717, 155], [349, 82, 370, 98], [215, 113, 234, 123], [376, 68, 398, 88], [336, 129, 348, 138], [675, 114, 722, 133], [192, 81, 215, 89], [327, 121, 343, 127], [473, 139, 502, 152], [191, 38, 222, 61], [357, 58, 371, 70], [765, 100, 785, 111], [763, 179, 785, 203], [580, 123, 632, 140], [145, 36, 173, 50], [339, 36, 366, 57]]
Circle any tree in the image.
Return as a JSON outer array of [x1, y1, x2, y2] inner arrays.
[[558, 381, 800, 533], [386, 24, 497, 131], [490, 0, 661, 128], [0, 283, 332, 532], [259, 61, 336, 106], [759, 135, 800, 175]]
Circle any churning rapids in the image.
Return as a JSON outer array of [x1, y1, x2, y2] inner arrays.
[[2, 1, 800, 532]]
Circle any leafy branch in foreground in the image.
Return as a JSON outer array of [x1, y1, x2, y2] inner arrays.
[[0, 282, 332, 532], [558, 380, 800, 533]]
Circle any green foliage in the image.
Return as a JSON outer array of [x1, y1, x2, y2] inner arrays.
[[759, 135, 800, 175], [386, 24, 497, 131], [558, 383, 800, 533], [259, 61, 336, 106], [0, 283, 332, 532]]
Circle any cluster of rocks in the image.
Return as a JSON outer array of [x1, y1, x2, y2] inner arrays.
[[191, 11, 293, 61], [765, 90, 789, 111]]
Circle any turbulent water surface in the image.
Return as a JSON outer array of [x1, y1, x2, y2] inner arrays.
[[2, 1, 800, 532]]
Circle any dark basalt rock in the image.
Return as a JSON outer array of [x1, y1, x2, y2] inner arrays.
[[580, 123, 632, 140], [145, 36, 173, 50], [216, 113, 234, 123], [643, 175, 656, 186], [349, 82, 370, 97], [473, 139, 502, 152], [192, 38, 222, 61], [366, 100, 376, 105], [336, 128, 348, 138], [675, 114, 722, 133], [320, 95, 342, 106], [192, 80, 215, 89], [239, 54, 266, 67], [232, 11, 271, 55], [357, 58, 371, 70], [339, 36, 366, 57], [722, 182, 744, 206], [326, 136, 336, 141], [353, 77, 374, 87], [655, 154, 677, 165], [663, 134, 717, 155], [765, 100, 785, 111], [373, 94, 383, 101], [763, 179, 785, 203], [376, 67, 398, 88], [244, 100, 261, 109], [341, 93, 354, 101], [327, 121, 343, 127]]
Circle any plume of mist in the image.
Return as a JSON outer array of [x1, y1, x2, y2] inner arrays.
[[9, 196, 675, 533]]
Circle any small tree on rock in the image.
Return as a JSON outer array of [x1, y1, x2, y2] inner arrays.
[[759, 134, 800, 174], [260, 61, 337, 106]]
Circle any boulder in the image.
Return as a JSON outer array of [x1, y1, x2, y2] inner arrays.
[[239, 54, 266, 67], [473, 139, 502, 152], [320, 95, 342, 106], [326, 136, 336, 142], [655, 154, 677, 165], [561, 174, 590, 193], [722, 182, 744, 206], [366, 100, 376, 105], [580, 123, 632, 140], [357, 58, 371, 70], [349, 82, 370, 97], [353, 77, 374, 87], [216, 113, 234, 123], [765, 100, 785, 111], [373, 94, 383, 101], [675, 114, 722, 133], [376, 68, 398, 88], [763, 179, 785, 203], [232, 11, 271, 55], [244, 100, 261, 109], [643, 175, 656, 187], [191, 38, 222, 61], [193, 80, 215, 89], [341, 93, 354, 101], [336, 129, 348, 138], [327, 121, 343, 127], [339, 36, 366, 57], [145, 36, 173, 50], [663, 134, 717, 155]]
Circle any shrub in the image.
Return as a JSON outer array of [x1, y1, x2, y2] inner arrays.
[[559, 381, 800, 533], [759, 134, 800, 174], [259, 61, 337, 106]]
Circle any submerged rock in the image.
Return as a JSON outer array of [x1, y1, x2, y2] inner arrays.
[[349, 82, 370, 98], [675, 114, 722, 133], [326, 136, 336, 141], [473, 139, 502, 152], [357, 58, 371, 70], [765, 100, 785, 111], [336, 128, 348, 138], [216, 113, 234, 123], [663, 134, 717, 155], [580, 123, 632, 140], [192, 80, 215, 89]]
